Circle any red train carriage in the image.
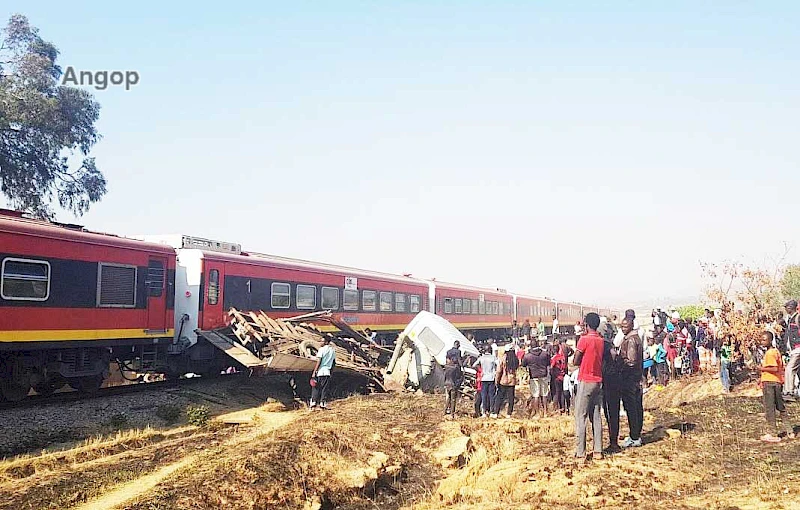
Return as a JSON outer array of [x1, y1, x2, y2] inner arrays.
[[166, 244, 430, 358], [514, 295, 557, 333], [0, 211, 175, 400], [556, 302, 582, 328], [431, 282, 512, 341]]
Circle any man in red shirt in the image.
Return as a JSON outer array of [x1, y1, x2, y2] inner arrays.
[[573, 312, 605, 461]]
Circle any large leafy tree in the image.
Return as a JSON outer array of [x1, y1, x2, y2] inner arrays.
[[781, 264, 800, 301], [0, 14, 106, 219]]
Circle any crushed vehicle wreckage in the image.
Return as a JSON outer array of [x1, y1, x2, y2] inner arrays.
[[199, 309, 482, 396]]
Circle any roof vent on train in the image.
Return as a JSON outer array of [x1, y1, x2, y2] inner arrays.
[[133, 234, 242, 254]]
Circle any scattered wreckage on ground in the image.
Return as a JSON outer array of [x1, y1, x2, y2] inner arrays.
[[198, 309, 481, 396]]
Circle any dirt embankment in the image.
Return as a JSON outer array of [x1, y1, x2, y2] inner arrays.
[[3, 374, 800, 509]]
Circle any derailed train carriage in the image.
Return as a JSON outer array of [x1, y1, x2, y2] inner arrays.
[[0, 210, 619, 400]]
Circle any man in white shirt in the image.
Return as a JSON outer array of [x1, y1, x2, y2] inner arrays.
[[552, 314, 559, 340], [311, 337, 336, 409]]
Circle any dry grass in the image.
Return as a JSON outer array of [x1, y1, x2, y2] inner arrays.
[[5, 376, 800, 510], [128, 394, 447, 510]]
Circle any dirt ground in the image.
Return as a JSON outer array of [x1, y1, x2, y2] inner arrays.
[[2, 373, 800, 509]]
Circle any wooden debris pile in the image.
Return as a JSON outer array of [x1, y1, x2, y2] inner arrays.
[[216, 308, 386, 390]]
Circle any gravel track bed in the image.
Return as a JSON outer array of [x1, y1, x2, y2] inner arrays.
[[0, 374, 296, 458]]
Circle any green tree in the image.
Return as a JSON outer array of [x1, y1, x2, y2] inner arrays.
[[781, 264, 800, 301], [675, 304, 706, 321], [0, 14, 106, 219]]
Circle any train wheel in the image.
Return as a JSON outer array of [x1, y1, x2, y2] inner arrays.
[[0, 356, 32, 401], [69, 375, 104, 394], [0, 380, 30, 401], [33, 375, 67, 396]]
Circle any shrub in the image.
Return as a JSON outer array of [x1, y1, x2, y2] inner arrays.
[[186, 405, 210, 427], [156, 404, 182, 424]]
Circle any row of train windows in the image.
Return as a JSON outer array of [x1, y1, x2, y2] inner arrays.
[[442, 298, 509, 315], [0, 257, 161, 307], [208, 273, 422, 313]]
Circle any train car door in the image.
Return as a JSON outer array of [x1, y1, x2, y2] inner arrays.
[[201, 262, 225, 330], [146, 256, 169, 332]]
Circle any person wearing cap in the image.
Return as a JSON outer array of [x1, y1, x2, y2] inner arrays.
[[783, 300, 800, 399]]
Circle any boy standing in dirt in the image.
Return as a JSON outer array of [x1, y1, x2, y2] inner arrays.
[[311, 337, 336, 410], [758, 331, 788, 443]]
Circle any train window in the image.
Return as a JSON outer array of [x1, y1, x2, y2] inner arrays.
[[409, 294, 421, 312], [271, 282, 290, 309], [362, 290, 377, 311], [343, 289, 359, 311], [395, 293, 406, 312], [463, 299, 470, 314], [321, 287, 339, 310], [97, 263, 137, 308], [454, 298, 462, 314], [471, 299, 478, 315], [478, 300, 485, 314], [444, 298, 453, 314], [493, 302, 499, 315], [380, 292, 393, 312], [1, 258, 50, 301], [296, 284, 316, 309], [208, 269, 219, 305], [146, 260, 165, 297]]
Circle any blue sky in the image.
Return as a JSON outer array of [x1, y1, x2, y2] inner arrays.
[[3, 2, 799, 307]]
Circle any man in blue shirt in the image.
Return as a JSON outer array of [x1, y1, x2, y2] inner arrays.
[[311, 337, 336, 409]]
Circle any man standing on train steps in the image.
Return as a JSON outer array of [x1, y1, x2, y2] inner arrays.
[[311, 337, 336, 410]]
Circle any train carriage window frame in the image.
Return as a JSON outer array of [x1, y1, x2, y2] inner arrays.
[[409, 294, 421, 313], [271, 282, 291, 309], [443, 297, 453, 314], [471, 299, 478, 315], [296, 284, 316, 310], [207, 269, 220, 305], [463, 299, 470, 314], [321, 286, 339, 310], [362, 290, 377, 311], [395, 293, 406, 312], [97, 263, 137, 308], [379, 291, 393, 312], [454, 298, 462, 314], [478, 300, 485, 314], [343, 289, 359, 311], [1, 257, 51, 301]]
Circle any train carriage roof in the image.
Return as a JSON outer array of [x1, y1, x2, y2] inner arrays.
[[0, 210, 175, 254]]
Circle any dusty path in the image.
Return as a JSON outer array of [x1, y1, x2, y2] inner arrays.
[[71, 409, 299, 510]]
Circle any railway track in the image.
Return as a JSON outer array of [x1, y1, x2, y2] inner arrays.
[[0, 373, 245, 410]]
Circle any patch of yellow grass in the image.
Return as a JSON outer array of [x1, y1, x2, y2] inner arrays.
[[0, 426, 195, 482]]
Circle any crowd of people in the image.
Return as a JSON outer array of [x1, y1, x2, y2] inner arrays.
[[441, 300, 800, 457], [311, 298, 800, 450]]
